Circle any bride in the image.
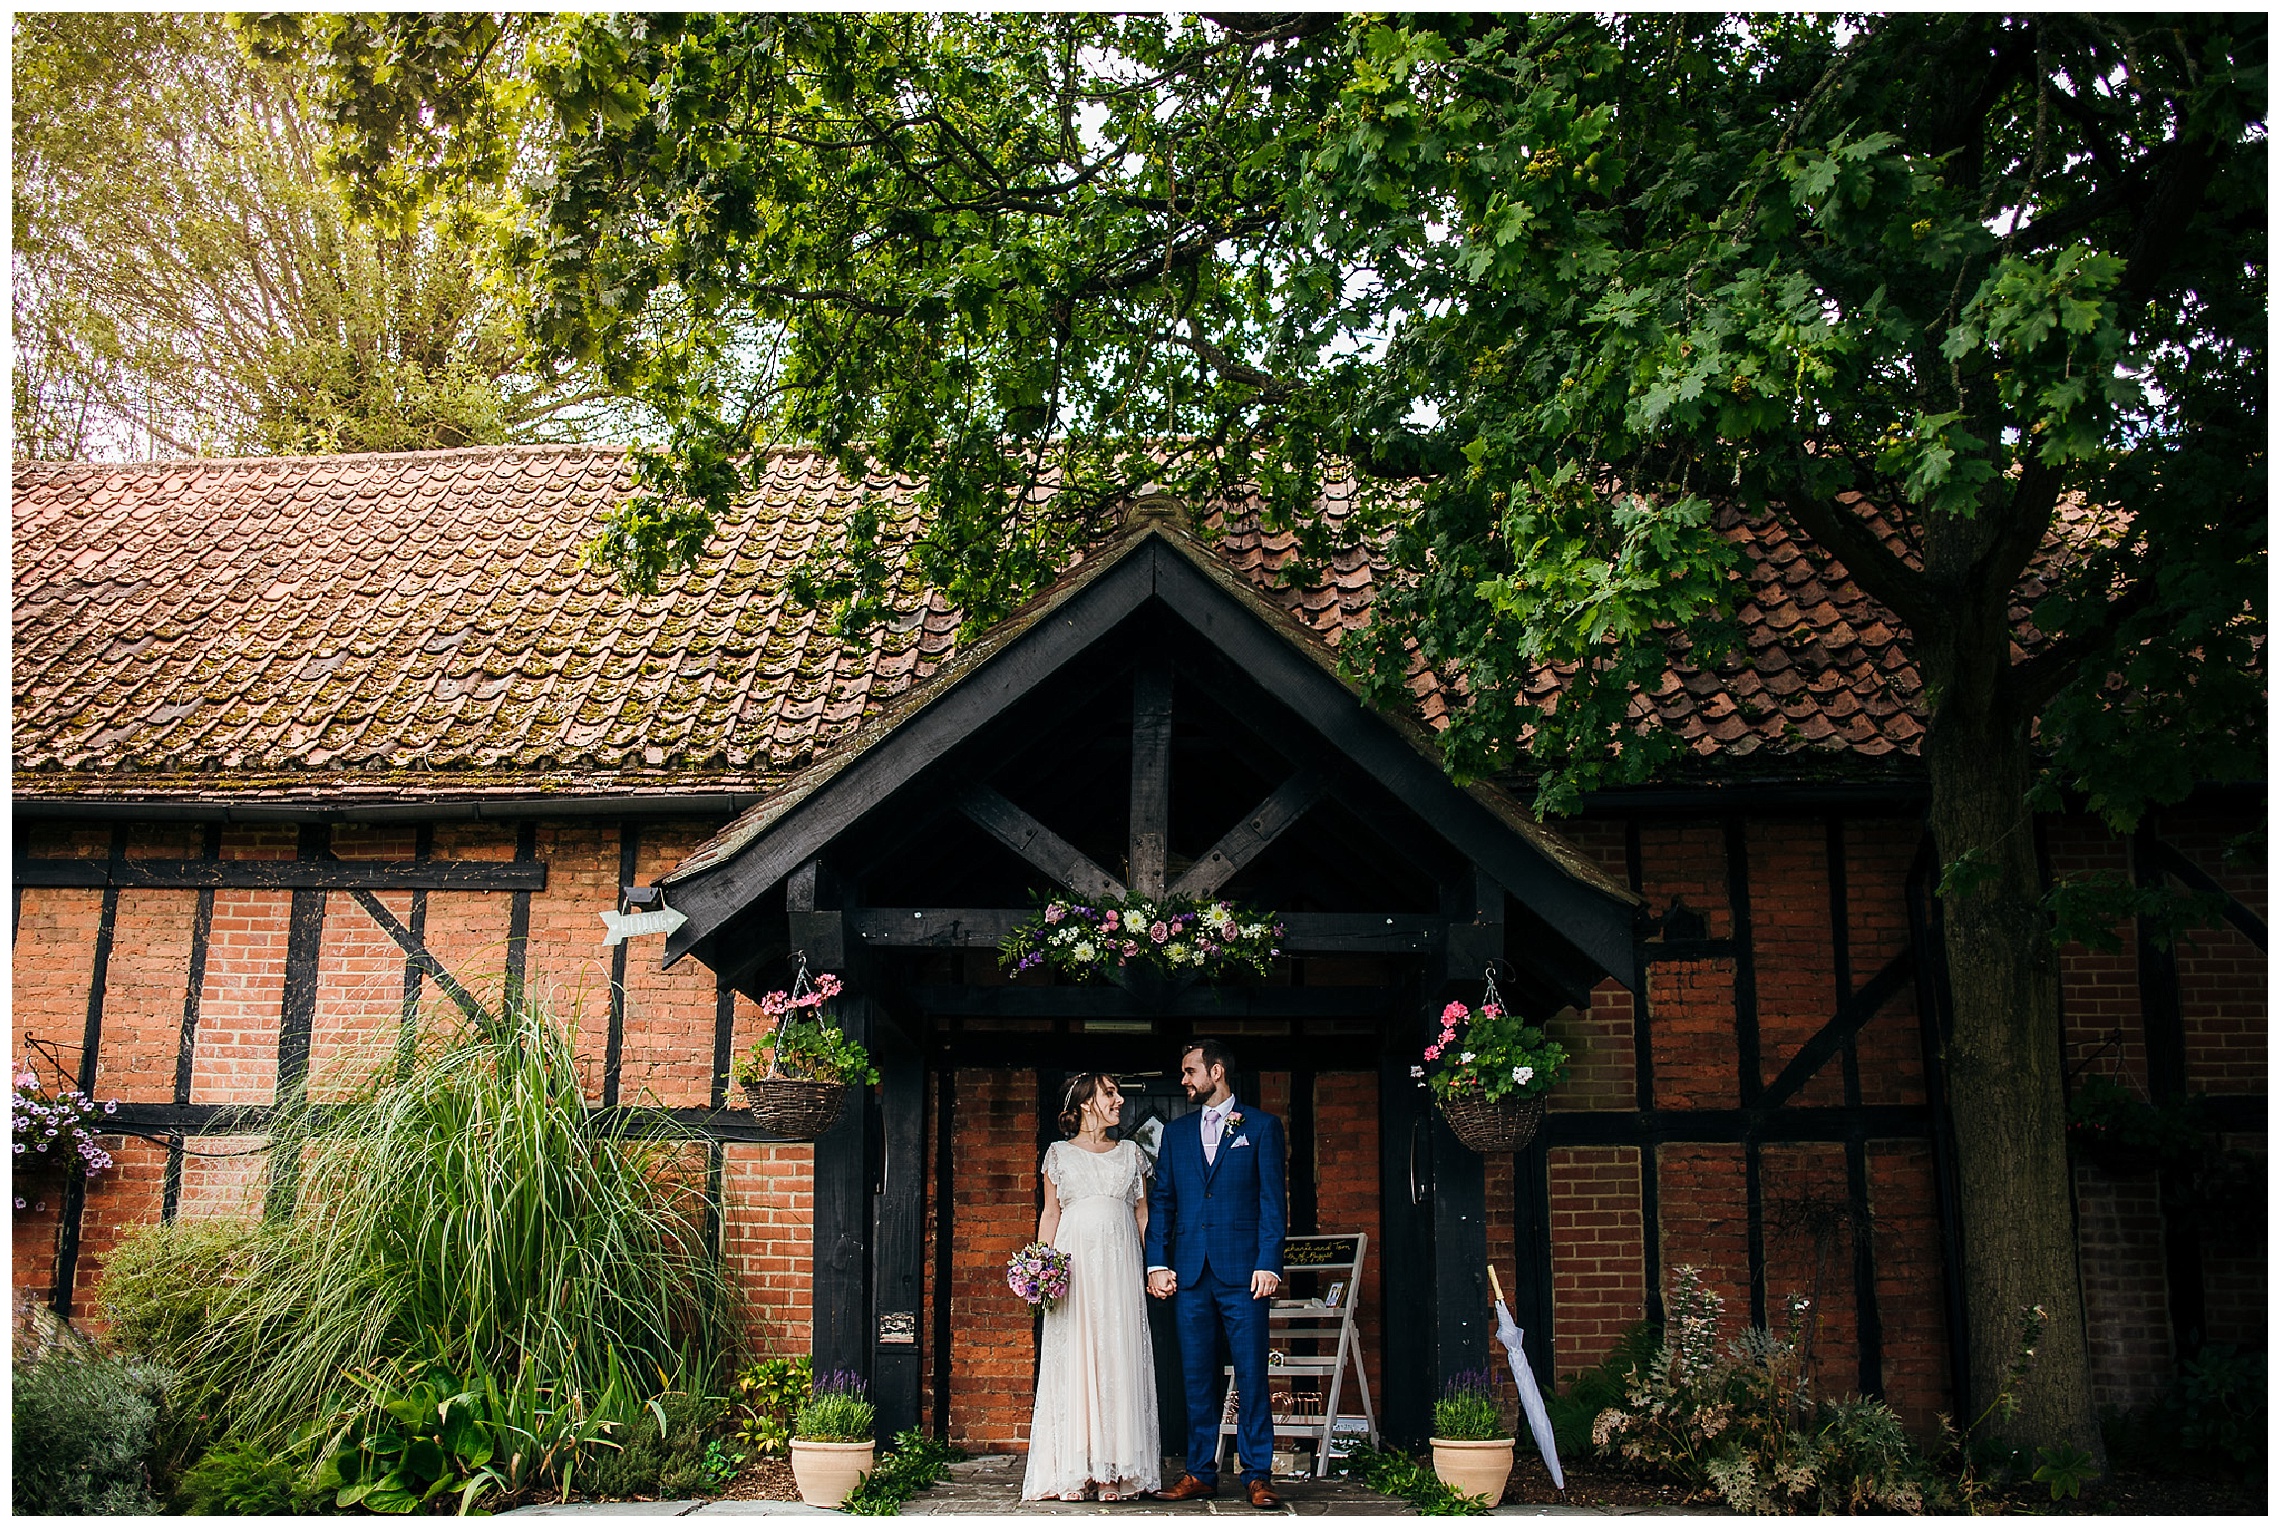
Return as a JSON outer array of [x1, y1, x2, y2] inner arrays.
[[1021, 1072, 1163, 1502]]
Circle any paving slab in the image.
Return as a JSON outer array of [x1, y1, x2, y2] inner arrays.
[[507, 1454, 1720, 1517]]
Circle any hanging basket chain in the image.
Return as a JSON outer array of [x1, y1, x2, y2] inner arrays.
[[762, 950, 816, 1082]]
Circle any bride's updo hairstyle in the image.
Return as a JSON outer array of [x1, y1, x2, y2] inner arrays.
[[1057, 1072, 1116, 1138]]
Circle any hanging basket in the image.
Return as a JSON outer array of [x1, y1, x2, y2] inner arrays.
[[746, 1077, 850, 1140], [1439, 1089, 1546, 1154]]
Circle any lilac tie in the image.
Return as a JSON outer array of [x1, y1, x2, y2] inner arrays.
[[1203, 1105, 1226, 1165]]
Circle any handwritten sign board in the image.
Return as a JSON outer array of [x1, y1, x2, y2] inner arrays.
[[1282, 1235, 1361, 1269]]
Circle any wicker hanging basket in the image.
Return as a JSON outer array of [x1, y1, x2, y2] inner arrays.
[[1439, 1089, 1546, 1154], [741, 953, 854, 1142], [747, 1077, 850, 1140]]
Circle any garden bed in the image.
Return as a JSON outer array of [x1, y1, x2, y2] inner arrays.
[[1500, 1452, 1710, 1509]]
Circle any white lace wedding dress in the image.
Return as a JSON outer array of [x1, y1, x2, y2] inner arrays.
[[1021, 1138, 1163, 1501]]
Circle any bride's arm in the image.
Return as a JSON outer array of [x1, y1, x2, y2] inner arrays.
[[1038, 1171, 1062, 1245]]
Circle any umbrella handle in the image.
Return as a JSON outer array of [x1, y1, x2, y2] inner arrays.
[[1487, 1264, 1506, 1305]]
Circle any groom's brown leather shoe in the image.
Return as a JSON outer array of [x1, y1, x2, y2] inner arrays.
[[1246, 1478, 1283, 1509], [1153, 1474, 1217, 1501]]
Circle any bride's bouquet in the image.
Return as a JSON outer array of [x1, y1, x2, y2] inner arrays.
[[1006, 1241, 1073, 1311]]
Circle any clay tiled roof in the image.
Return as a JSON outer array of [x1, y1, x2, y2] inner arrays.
[[15, 444, 1990, 806]]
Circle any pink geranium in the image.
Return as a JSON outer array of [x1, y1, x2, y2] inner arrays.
[[1424, 1044, 1443, 1061], [1442, 1000, 1469, 1024]]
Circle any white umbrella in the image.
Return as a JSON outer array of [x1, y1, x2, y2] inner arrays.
[[1488, 1265, 1563, 1490]]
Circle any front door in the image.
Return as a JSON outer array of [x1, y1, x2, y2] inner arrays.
[[1113, 1070, 1197, 1464]]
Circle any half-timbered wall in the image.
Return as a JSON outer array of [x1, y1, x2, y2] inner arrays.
[[11, 799, 2265, 1447]]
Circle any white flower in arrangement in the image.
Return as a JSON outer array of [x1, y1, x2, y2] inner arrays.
[[1410, 1065, 1425, 1078], [1513, 1065, 1534, 1085], [1460, 1052, 1475, 1064], [1073, 941, 1097, 962], [1166, 943, 1188, 963]]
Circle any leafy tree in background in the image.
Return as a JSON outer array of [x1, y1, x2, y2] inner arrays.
[[9, 12, 616, 459], [304, 12, 2263, 1465]]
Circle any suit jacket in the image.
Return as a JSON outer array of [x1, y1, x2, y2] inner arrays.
[[1143, 1100, 1286, 1284]]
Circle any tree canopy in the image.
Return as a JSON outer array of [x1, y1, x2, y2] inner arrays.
[[10, 12, 616, 459], [289, 10, 2264, 1459]]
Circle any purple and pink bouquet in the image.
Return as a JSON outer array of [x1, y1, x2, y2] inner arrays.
[[1001, 895, 1282, 983], [1006, 1240, 1073, 1311]]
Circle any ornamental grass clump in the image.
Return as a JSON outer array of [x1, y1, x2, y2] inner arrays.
[[175, 993, 728, 1462], [794, 1371, 876, 1442]]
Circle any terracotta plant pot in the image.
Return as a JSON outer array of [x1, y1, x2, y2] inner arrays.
[[789, 1438, 876, 1508], [1429, 1436, 1515, 1507]]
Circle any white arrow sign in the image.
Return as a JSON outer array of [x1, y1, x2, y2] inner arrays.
[[599, 906, 689, 946]]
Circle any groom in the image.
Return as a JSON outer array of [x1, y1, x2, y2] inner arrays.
[[1145, 1039, 1286, 1509]]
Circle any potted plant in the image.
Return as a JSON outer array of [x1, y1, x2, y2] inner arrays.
[[1429, 1368, 1514, 1507], [788, 1369, 876, 1509], [1415, 976, 1569, 1153], [732, 964, 878, 1141]]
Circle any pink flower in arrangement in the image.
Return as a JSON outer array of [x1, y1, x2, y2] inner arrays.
[[1480, 1004, 1501, 1020], [1150, 921, 1170, 944], [1424, 1044, 1443, 1061], [1442, 1001, 1469, 1024], [1103, 910, 1119, 931], [1044, 904, 1065, 925], [1123, 941, 1140, 959]]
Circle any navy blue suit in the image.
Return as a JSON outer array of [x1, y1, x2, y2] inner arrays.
[[1144, 1101, 1286, 1484]]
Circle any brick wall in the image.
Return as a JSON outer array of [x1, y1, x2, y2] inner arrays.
[[1547, 1146, 1647, 1380], [9, 800, 2264, 1449]]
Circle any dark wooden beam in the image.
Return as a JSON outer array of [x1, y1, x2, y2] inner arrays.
[[957, 785, 1126, 901], [346, 888, 495, 1029], [267, 824, 331, 1219], [902, 982, 1401, 1019], [787, 860, 846, 970], [1623, 816, 1663, 1327], [1149, 543, 1639, 983], [871, 1009, 925, 1436], [14, 858, 548, 890], [56, 825, 127, 1315], [848, 907, 1445, 954], [504, 821, 537, 1009], [1543, 1104, 1934, 1147], [2141, 835, 2268, 951], [664, 549, 1163, 958], [606, 822, 637, 1107], [1168, 773, 1323, 901], [812, 996, 874, 1382], [1128, 659, 1174, 899], [1443, 864, 1504, 987], [1828, 815, 1884, 1398], [1756, 950, 1918, 1112]]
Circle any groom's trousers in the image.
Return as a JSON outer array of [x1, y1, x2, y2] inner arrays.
[[1177, 1266, 1273, 1484]]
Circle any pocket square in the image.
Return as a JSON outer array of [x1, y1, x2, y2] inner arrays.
[[1229, 1135, 1252, 1149]]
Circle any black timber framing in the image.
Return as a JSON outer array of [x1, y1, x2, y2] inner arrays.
[[930, 1064, 956, 1439], [1827, 817, 1886, 1398], [872, 1004, 925, 1437], [1511, 1133, 1557, 1385], [397, 823, 435, 1078], [1724, 817, 1768, 1329], [662, 533, 1638, 985], [1623, 817, 1664, 1327], [14, 858, 549, 890], [2135, 818, 2205, 1358], [606, 822, 639, 1106], [1127, 658, 1174, 899], [267, 824, 331, 1218], [1377, 1024, 1435, 1445], [504, 821, 538, 1008], [164, 822, 224, 1222], [54, 825, 127, 1316]]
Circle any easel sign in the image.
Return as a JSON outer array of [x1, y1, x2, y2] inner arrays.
[[1216, 1231, 1379, 1478]]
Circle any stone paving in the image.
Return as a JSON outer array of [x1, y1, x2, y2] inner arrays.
[[507, 1454, 1715, 1518]]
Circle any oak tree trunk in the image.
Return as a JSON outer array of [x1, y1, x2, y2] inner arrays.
[[1923, 671, 2102, 1466]]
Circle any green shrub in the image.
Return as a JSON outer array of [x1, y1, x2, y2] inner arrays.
[[794, 1370, 875, 1442], [13, 1352, 173, 1513], [178, 996, 727, 1453], [1432, 1368, 1505, 1441], [176, 1441, 329, 1515], [2171, 1344, 2266, 1467], [96, 1218, 254, 1369], [844, 1429, 962, 1515], [733, 1355, 813, 1456], [578, 1389, 733, 1501], [1592, 1267, 1944, 1513], [1342, 1444, 1488, 1515], [1547, 1321, 1660, 1458]]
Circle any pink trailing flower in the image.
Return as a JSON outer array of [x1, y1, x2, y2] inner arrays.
[[1424, 1044, 1443, 1061], [1442, 1000, 1469, 1024]]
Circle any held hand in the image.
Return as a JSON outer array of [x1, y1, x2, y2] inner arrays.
[[1148, 1269, 1178, 1299], [1250, 1270, 1281, 1300]]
